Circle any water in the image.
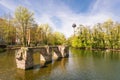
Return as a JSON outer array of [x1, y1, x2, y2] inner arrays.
[[0, 48, 120, 80]]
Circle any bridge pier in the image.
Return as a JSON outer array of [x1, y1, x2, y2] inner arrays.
[[15, 47, 33, 69], [50, 47, 62, 60], [40, 47, 52, 63], [59, 46, 69, 58]]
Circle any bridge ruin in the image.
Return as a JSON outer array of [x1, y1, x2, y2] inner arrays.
[[15, 45, 69, 70]]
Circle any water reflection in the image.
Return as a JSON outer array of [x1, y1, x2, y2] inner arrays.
[[70, 48, 120, 80], [15, 57, 68, 80], [0, 49, 120, 80], [71, 48, 120, 60]]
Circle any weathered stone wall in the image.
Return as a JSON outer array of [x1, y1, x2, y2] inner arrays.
[[15, 46, 69, 70], [50, 47, 62, 60], [39, 47, 52, 62], [15, 47, 33, 69], [59, 46, 69, 57]]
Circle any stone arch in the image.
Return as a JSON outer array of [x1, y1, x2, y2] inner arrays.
[[58, 46, 69, 58], [50, 47, 62, 59], [39, 47, 52, 63]]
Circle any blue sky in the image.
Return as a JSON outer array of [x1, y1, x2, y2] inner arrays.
[[0, 0, 120, 37]]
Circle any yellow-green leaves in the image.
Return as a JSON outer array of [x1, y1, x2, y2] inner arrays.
[[15, 6, 34, 46]]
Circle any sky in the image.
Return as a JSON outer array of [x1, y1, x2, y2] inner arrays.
[[0, 0, 120, 37]]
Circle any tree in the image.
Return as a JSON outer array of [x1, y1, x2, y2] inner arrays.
[[39, 24, 52, 45], [52, 32, 66, 45], [15, 6, 34, 46], [0, 17, 16, 45], [70, 19, 120, 49]]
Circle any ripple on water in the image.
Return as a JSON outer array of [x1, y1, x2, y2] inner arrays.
[[0, 49, 120, 80]]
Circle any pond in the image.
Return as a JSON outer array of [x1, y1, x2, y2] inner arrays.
[[0, 48, 120, 80]]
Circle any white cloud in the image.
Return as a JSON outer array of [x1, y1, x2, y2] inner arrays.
[[0, 0, 16, 11], [55, 12, 111, 37], [34, 0, 120, 38], [35, 14, 58, 31], [0, 0, 120, 38]]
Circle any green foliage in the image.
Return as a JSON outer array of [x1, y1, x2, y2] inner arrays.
[[0, 6, 67, 47], [52, 32, 66, 45], [0, 17, 16, 45], [70, 19, 120, 49], [15, 6, 34, 46], [28, 24, 66, 46], [72, 36, 81, 48]]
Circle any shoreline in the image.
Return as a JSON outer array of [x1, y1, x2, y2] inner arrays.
[[71, 47, 120, 52], [3, 45, 120, 52]]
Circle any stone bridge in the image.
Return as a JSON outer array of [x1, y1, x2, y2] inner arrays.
[[15, 45, 69, 70]]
